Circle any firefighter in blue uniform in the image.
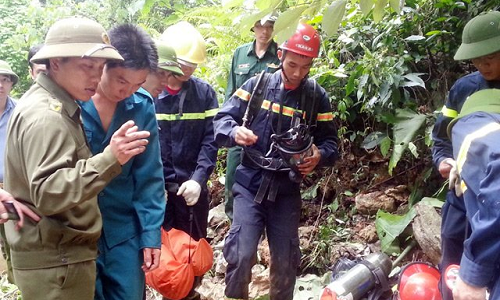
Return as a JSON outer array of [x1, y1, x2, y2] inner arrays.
[[447, 89, 500, 300], [431, 11, 500, 299], [155, 21, 218, 300], [214, 23, 339, 300], [224, 12, 281, 221]]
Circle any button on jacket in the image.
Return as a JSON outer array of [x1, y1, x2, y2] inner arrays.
[[155, 76, 219, 187], [4, 73, 121, 269], [225, 40, 280, 101], [79, 87, 165, 249]]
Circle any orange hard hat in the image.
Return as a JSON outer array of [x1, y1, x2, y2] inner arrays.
[[280, 23, 321, 58], [398, 262, 442, 300]]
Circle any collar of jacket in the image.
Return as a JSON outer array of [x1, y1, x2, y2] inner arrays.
[[247, 40, 278, 57], [36, 73, 80, 119]]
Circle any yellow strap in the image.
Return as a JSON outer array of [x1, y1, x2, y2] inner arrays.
[[156, 108, 219, 121], [441, 105, 458, 118]]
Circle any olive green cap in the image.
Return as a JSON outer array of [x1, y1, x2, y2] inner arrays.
[[447, 89, 500, 137], [31, 17, 123, 64], [454, 11, 500, 61], [156, 40, 183, 76], [0, 60, 18, 85]]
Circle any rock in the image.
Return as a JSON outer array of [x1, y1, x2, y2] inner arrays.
[[355, 191, 395, 215], [206, 203, 230, 241], [249, 265, 270, 299], [355, 185, 409, 215], [412, 202, 442, 265], [358, 223, 378, 243]]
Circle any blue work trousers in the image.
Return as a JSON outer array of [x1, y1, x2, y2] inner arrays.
[[224, 180, 302, 300], [95, 234, 144, 300], [439, 191, 468, 300]]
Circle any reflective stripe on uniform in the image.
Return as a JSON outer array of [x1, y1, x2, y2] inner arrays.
[[456, 122, 500, 193], [242, 98, 334, 121], [441, 105, 458, 118], [156, 108, 219, 121]]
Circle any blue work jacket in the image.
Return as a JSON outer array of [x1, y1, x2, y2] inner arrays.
[[79, 88, 165, 249], [452, 111, 500, 289], [214, 70, 339, 193], [154, 76, 219, 187], [432, 72, 500, 167]]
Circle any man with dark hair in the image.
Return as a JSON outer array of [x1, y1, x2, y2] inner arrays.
[[79, 24, 165, 300], [5, 17, 150, 300], [27, 44, 46, 80]]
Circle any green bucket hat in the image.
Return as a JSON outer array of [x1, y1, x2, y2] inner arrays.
[[156, 40, 183, 76], [454, 11, 500, 61], [447, 89, 500, 138], [0, 60, 18, 85], [31, 17, 123, 64]]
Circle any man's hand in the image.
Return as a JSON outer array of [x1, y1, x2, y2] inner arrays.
[[453, 276, 487, 300], [177, 180, 201, 206], [108, 120, 150, 165], [0, 189, 41, 230], [142, 247, 161, 272], [447, 159, 463, 197], [439, 158, 455, 179], [297, 144, 321, 176], [234, 126, 258, 146]]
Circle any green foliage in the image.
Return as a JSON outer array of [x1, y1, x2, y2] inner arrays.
[[375, 208, 416, 254]]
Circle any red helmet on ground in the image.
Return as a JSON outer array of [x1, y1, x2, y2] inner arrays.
[[280, 23, 320, 58], [398, 262, 442, 300]]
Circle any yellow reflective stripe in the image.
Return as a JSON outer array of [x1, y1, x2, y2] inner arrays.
[[441, 105, 458, 118], [156, 109, 217, 121], [205, 108, 219, 117], [235, 88, 251, 102], [456, 122, 500, 174], [317, 112, 334, 121], [257, 100, 334, 121], [270, 103, 295, 117]]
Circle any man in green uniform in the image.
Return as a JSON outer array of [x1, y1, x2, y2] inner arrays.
[[3, 17, 151, 300], [224, 11, 280, 220]]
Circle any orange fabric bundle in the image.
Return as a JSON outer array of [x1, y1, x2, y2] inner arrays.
[[145, 227, 213, 299]]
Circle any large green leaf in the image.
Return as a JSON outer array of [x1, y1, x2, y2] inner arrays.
[[388, 109, 426, 175], [373, 0, 387, 23], [274, 7, 307, 44], [376, 209, 416, 253], [222, 0, 245, 9], [322, 0, 346, 37], [389, 0, 401, 13], [359, 0, 374, 16]]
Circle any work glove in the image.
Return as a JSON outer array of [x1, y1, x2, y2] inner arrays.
[[446, 159, 463, 197], [177, 180, 201, 206]]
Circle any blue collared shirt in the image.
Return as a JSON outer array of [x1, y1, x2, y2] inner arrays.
[[79, 88, 165, 249], [0, 97, 16, 181]]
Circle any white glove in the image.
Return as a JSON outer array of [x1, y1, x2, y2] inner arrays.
[[447, 159, 463, 197], [177, 180, 201, 206]]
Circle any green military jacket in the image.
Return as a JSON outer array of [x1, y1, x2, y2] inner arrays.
[[225, 40, 280, 101], [4, 73, 121, 269]]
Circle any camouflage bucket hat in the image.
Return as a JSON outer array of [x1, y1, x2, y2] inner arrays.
[[156, 40, 183, 76], [31, 17, 123, 64], [0, 60, 18, 85], [454, 11, 500, 61]]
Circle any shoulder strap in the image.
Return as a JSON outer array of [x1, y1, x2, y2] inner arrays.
[[242, 71, 271, 127], [301, 78, 320, 129]]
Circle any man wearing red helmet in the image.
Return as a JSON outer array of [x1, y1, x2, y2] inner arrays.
[[214, 23, 339, 299]]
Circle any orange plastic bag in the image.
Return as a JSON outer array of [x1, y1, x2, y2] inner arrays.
[[145, 227, 213, 299]]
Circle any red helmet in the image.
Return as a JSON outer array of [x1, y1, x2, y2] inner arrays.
[[280, 23, 320, 58], [398, 262, 442, 300]]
